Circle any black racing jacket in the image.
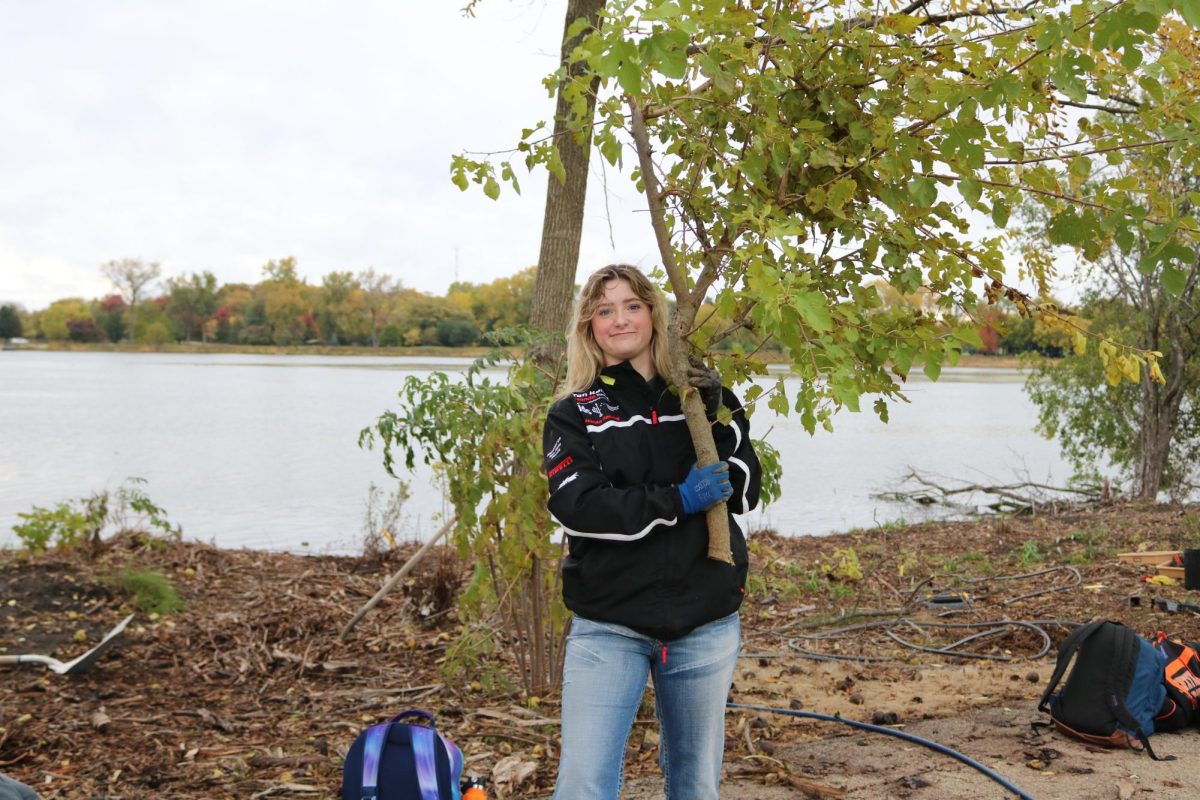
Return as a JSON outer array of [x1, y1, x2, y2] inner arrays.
[[542, 360, 762, 641]]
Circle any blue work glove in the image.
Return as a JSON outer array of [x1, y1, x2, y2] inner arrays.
[[677, 461, 733, 516]]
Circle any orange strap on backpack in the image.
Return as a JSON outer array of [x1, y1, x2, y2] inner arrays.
[[1154, 631, 1200, 709]]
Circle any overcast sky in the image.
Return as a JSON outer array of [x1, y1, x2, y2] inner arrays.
[[0, 1, 659, 311]]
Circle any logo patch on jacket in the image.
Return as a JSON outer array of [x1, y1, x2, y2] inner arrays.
[[548, 456, 574, 478], [573, 389, 622, 424]]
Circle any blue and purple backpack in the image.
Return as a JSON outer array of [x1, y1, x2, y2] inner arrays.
[[341, 709, 464, 800]]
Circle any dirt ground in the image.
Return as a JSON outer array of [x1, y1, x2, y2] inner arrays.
[[4, 501, 1200, 799]]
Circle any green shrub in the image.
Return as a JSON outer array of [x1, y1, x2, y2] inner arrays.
[[378, 323, 405, 347], [13, 496, 105, 553], [10, 479, 179, 554], [435, 318, 480, 347], [141, 320, 174, 345]]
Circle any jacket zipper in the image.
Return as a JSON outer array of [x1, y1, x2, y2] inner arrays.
[[652, 399, 675, 635]]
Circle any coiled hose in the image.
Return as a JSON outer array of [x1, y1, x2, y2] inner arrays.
[[726, 701, 1036, 800]]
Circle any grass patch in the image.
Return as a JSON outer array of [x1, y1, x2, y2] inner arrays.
[[959, 550, 996, 574], [827, 583, 857, 601], [1063, 527, 1110, 565], [1015, 539, 1046, 569], [112, 568, 184, 615]]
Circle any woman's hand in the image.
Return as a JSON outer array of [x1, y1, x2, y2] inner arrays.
[[687, 362, 723, 419], [678, 461, 733, 515]]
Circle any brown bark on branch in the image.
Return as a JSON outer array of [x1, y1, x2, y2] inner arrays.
[[628, 99, 733, 564]]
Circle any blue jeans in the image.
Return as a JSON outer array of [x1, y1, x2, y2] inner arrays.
[[552, 612, 741, 800]]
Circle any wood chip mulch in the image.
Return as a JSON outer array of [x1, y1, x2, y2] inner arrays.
[[3, 500, 1199, 799]]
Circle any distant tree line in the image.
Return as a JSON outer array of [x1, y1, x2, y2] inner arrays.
[[0, 257, 1066, 358], [0, 258, 536, 348]]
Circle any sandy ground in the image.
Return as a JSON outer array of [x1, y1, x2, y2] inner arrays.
[[621, 659, 1200, 799]]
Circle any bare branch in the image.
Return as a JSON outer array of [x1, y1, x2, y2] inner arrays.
[[984, 137, 1180, 166], [706, 300, 761, 347], [628, 99, 690, 305], [1056, 99, 1136, 114]]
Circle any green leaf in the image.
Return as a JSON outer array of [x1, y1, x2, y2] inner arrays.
[[885, 13, 921, 33], [1068, 155, 1092, 184], [565, 16, 592, 39], [1139, 240, 1193, 276], [740, 152, 767, 183], [836, 380, 861, 412], [1148, 220, 1178, 243], [1178, 0, 1200, 27], [768, 386, 790, 416], [1163, 265, 1187, 295], [1139, 75, 1165, 103], [908, 177, 937, 207], [992, 200, 1011, 229], [642, 0, 682, 21], [955, 325, 983, 348], [601, 39, 642, 95], [793, 290, 833, 333], [500, 162, 521, 195], [483, 177, 500, 201], [617, 53, 643, 95], [826, 178, 857, 215], [805, 185, 827, 213], [642, 30, 690, 79], [923, 356, 942, 382], [1159, 49, 1190, 79], [1047, 208, 1091, 246], [1051, 51, 1090, 103], [959, 178, 982, 208]]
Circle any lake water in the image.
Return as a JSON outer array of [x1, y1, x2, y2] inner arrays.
[[0, 351, 1072, 554]]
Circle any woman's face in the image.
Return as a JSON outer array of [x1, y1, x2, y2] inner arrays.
[[589, 278, 654, 368]]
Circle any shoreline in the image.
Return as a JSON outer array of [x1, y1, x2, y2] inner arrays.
[[6, 340, 1028, 370]]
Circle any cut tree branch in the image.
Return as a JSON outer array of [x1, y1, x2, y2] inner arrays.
[[629, 97, 734, 563]]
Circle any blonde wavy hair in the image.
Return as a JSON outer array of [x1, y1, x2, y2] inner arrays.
[[561, 265, 674, 396]]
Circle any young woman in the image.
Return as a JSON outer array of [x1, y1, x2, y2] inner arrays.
[[543, 264, 762, 800]]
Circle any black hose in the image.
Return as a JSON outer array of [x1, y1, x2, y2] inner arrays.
[[788, 616, 1060, 662], [726, 702, 1036, 800]]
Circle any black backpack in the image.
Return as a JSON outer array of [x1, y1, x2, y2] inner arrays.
[[341, 709, 464, 800], [1037, 620, 1173, 760]]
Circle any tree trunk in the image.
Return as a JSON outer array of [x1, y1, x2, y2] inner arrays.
[[1137, 393, 1170, 499], [1134, 275, 1190, 500], [528, 0, 607, 341], [516, 0, 607, 693], [1136, 358, 1185, 500]]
